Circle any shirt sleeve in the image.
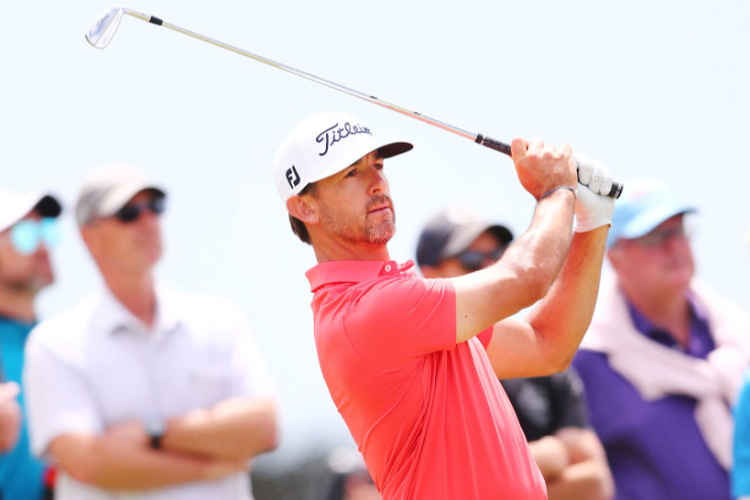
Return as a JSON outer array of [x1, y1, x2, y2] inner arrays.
[[23, 329, 103, 458], [550, 367, 590, 430], [343, 276, 456, 370], [733, 369, 750, 498], [477, 326, 494, 349]]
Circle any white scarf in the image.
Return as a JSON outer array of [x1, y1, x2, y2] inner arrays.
[[580, 272, 750, 470]]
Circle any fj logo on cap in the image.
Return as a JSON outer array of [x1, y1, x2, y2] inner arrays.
[[286, 166, 301, 189], [316, 122, 372, 157]]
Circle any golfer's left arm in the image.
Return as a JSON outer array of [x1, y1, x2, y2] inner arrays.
[[485, 226, 608, 378], [485, 179, 615, 379]]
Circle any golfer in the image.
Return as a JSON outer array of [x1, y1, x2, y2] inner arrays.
[[274, 112, 615, 500]]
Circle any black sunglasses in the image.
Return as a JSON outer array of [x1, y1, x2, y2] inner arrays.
[[456, 247, 506, 272], [115, 196, 166, 223]]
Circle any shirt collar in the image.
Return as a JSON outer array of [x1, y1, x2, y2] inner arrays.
[[626, 294, 709, 347], [306, 259, 415, 293], [96, 284, 181, 336]]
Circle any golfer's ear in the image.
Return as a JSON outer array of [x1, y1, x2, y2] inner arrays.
[[287, 195, 319, 224]]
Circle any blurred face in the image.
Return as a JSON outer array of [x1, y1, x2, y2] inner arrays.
[[312, 151, 396, 246], [425, 230, 508, 278], [608, 214, 694, 299], [0, 212, 56, 294], [81, 190, 164, 276]]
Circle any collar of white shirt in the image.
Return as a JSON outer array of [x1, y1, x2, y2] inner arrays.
[[92, 284, 182, 339]]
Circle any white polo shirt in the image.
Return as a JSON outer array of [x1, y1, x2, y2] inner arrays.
[[23, 285, 275, 500]]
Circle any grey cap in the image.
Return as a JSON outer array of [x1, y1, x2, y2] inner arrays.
[[416, 205, 513, 268], [75, 165, 166, 226]]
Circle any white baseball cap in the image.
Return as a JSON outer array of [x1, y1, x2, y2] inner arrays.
[[273, 112, 413, 202], [0, 190, 62, 233]]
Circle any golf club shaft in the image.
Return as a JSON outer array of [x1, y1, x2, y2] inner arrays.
[[123, 9, 622, 198]]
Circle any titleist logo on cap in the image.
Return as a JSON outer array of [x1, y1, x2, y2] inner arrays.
[[316, 122, 372, 156]]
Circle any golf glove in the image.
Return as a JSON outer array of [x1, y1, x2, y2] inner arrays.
[[574, 155, 615, 233]]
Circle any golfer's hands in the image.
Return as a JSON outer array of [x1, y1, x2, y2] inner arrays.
[[511, 138, 577, 201], [574, 155, 615, 232], [0, 382, 21, 452]]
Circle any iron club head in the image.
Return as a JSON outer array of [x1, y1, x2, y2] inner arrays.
[[85, 5, 125, 49]]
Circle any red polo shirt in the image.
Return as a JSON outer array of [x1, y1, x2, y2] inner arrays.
[[306, 260, 547, 500]]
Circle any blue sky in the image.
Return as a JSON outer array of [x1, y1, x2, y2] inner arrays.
[[3, 0, 749, 466]]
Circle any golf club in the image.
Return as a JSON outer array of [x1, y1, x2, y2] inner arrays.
[[85, 5, 623, 198]]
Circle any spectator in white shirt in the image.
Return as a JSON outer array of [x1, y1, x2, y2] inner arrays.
[[23, 165, 279, 500]]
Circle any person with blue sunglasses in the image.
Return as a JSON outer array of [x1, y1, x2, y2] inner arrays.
[[0, 189, 62, 500]]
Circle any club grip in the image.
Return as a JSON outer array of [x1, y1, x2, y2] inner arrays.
[[475, 134, 512, 156], [574, 156, 624, 199], [476, 133, 623, 199], [604, 180, 624, 199]]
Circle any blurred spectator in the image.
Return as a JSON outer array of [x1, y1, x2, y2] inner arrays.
[[417, 205, 613, 500], [732, 227, 750, 500], [23, 166, 279, 499], [0, 189, 62, 500], [573, 179, 750, 500], [310, 448, 380, 500], [734, 368, 750, 500], [0, 383, 21, 454]]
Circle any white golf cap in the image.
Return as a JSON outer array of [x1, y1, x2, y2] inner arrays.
[[273, 112, 413, 202], [75, 165, 166, 227], [0, 190, 62, 233]]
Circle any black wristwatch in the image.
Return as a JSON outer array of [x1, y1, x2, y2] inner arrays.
[[145, 418, 166, 450]]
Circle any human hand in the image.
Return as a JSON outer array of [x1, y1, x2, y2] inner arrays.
[[511, 138, 577, 201], [574, 155, 615, 232], [0, 382, 21, 451], [0, 382, 19, 402]]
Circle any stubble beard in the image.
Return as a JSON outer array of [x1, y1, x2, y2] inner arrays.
[[0, 272, 50, 296], [319, 194, 396, 246]]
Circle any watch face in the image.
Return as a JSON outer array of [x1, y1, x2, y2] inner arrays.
[[146, 417, 166, 436]]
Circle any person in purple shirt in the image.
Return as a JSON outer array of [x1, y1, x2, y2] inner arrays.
[[573, 179, 750, 500]]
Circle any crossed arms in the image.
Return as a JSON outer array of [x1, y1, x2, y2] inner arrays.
[[48, 397, 278, 490]]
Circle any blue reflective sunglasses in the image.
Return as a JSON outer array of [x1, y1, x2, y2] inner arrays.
[[10, 218, 61, 255]]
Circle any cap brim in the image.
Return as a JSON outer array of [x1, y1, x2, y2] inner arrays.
[[444, 223, 513, 258], [98, 183, 166, 218], [35, 195, 62, 218], [379, 142, 413, 159], [620, 206, 696, 240], [308, 140, 414, 184], [607, 204, 696, 249]]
